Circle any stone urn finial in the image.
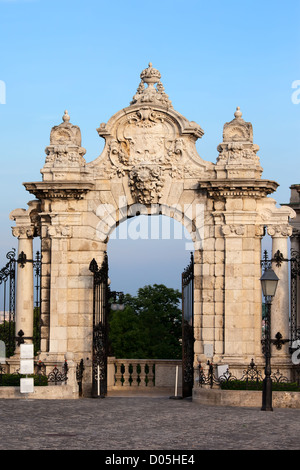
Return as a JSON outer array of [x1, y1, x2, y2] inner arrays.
[[140, 62, 161, 86], [62, 110, 70, 123], [234, 106, 243, 119], [131, 63, 172, 107]]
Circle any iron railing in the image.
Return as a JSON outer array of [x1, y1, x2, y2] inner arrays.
[[261, 249, 300, 352], [197, 359, 298, 390], [0, 361, 68, 386], [0, 249, 16, 357], [0, 249, 41, 359]]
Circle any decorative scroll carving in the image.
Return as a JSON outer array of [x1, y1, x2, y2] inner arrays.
[[47, 225, 72, 238], [96, 101, 209, 200], [222, 224, 245, 236], [217, 142, 260, 166], [12, 226, 35, 239], [267, 225, 293, 238], [255, 225, 265, 238], [91, 63, 212, 202]]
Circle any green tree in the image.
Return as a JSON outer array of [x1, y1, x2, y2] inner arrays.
[[109, 284, 182, 359], [0, 321, 15, 357]]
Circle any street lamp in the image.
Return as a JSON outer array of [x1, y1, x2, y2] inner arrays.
[[110, 291, 125, 311], [260, 268, 279, 411]]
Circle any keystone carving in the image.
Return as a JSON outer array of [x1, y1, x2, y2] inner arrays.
[[129, 165, 164, 204]]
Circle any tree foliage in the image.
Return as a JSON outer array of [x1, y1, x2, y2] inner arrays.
[[108, 284, 182, 359]]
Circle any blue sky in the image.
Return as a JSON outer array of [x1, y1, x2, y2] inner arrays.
[[0, 0, 299, 294]]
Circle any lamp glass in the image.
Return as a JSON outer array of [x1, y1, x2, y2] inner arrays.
[[260, 269, 279, 298]]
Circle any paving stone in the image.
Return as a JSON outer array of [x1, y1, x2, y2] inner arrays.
[[0, 397, 300, 451]]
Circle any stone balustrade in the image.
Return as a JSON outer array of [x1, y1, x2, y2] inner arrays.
[[107, 358, 182, 393]]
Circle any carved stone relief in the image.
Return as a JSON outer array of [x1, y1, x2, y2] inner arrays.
[[43, 111, 86, 171], [221, 224, 245, 237], [216, 107, 262, 179]]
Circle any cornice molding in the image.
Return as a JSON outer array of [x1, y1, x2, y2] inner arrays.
[[23, 182, 95, 200], [200, 179, 278, 198]]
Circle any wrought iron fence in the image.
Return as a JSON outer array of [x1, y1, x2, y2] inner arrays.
[[197, 359, 297, 390], [261, 248, 300, 352], [290, 249, 300, 346], [0, 361, 68, 387], [35, 360, 68, 386], [0, 249, 41, 358], [0, 249, 16, 357]]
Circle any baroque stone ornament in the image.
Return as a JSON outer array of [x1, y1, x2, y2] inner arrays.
[[130, 62, 172, 108], [47, 225, 72, 238], [267, 224, 293, 238], [92, 63, 213, 203], [42, 110, 87, 173], [129, 164, 164, 204], [216, 107, 262, 179], [221, 224, 245, 237]]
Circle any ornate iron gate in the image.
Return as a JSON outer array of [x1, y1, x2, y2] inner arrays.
[[261, 248, 300, 351], [89, 253, 109, 397], [290, 249, 300, 347], [0, 249, 42, 358], [0, 249, 16, 357], [181, 252, 194, 398]]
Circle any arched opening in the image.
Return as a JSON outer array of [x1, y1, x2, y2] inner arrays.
[[108, 214, 194, 295], [104, 212, 195, 396]]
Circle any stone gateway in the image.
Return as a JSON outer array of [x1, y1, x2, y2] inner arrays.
[[9, 63, 295, 397]]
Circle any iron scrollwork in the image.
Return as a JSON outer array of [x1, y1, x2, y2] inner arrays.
[[271, 332, 289, 350], [197, 359, 290, 389], [89, 253, 109, 397]]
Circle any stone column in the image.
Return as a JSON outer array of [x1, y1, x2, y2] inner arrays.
[[267, 224, 292, 359], [12, 225, 35, 345], [221, 219, 263, 366]]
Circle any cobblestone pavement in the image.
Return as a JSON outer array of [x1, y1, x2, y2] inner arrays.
[[0, 396, 300, 451]]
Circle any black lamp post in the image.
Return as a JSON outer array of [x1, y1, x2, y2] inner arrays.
[[260, 268, 279, 411]]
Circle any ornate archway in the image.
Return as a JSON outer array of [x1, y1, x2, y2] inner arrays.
[[10, 63, 295, 397]]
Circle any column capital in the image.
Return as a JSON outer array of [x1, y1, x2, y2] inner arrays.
[[267, 224, 293, 238], [10, 206, 38, 239], [12, 225, 35, 239]]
